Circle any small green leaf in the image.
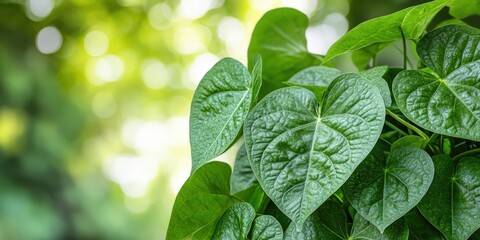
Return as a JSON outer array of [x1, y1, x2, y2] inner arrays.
[[212, 202, 256, 240], [284, 200, 349, 239], [324, 0, 449, 62], [245, 74, 385, 228], [351, 43, 391, 70], [284, 66, 341, 101], [351, 214, 409, 240], [360, 66, 392, 107], [248, 8, 322, 95], [344, 146, 434, 232], [390, 136, 426, 150], [418, 156, 480, 240], [166, 161, 236, 240], [251, 215, 283, 240], [393, 25, 480, 141], [231, 144, 257, 193], [404, 208, 445, 240], [190, 58, 258, 172], [251, 54, 263, 105], [448, 0, 480, 19]]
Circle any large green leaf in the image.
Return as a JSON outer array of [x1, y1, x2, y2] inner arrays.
[[393, 25, 480, 141], [284, 66, 341, 101], [231, 144, 257, 193], [351, 214, 409, 240], [324, 0, 450, 62], [344, 145, 434, 232], [248, 8, 322, 96], [448, 0, 480, 19], [418, 156, 480, 240], [251, 215, 283, 240], [211, 202, 256, 239], [244, 73, 385, 228], [166, 161, 237, 240], [190, 57, 261, 172]]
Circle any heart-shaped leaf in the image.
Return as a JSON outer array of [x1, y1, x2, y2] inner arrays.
[[251, 215, 283, 240], [212, 202, 256, 239], [324, 0, 450, 62], [167, 161, 237, 239], [393, 25, 480, 141], [190, 57, 261, 172], [231, 144, 257, 193], [244, 73, 385, 228], [351, 214, 409, 240], [248, 8, 322, 95], [284, 66, 341, 101], [418, 156, 480, 240], [344, 145, 434, 232]]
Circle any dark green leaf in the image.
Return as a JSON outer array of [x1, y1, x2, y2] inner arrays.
[[244, 74, 385, 228], [251, 215, 283, 240], [233, 184, 269, 214], [360, 66, 392, 107], [264, 202, 291, 231], [166, 161, 236, 239], [404, 208, 445, 240], [284, 66, 341, 101], [418, 156, 480, 240], [231, 144, 257, 193], [390, 136, 426, 150], [324, 0, 449, 62], [351, 214, 409, 240], [190, 58, 258, 172], [212, 202, 256, 240], [344, 146, 434, 232], [248, 8, 322, 95]]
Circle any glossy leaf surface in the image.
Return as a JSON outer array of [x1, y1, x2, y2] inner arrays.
[[251, 215, 283, 240], [418, 156, 480, 240], [211, 202, 256, 240], [244, 74, 385, 228]]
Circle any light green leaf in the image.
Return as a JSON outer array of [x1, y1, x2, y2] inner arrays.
[[393, 25, 480, 141], [404, 208, 445, 240], [251, 215, 283, 240], [166, 161, 236, 240], [231, 144, 257, 193], [284, 200, 349, 239], [344, 146, 434, 232], [418, 156, 480, 240], [360, 66, 392, 107], [448, 0, 480, 19], [244, 73, 385, 228], [248, 8, 322, 95], [284, 66, 341, 101], [190, 58, 258, 172], [351, 214, 409, 240], [324, 0, 450, 62], [212, 202, 256, 240]]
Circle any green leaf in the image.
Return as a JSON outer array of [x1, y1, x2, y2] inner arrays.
[[284, 200, 349, 239], [324, 0, 449, 62], [448, 0, 480, 19], [390, 136, 426, 151], [190, 58, 258, 172], [404, 208, 445, 240], [284, 66, 341, 101], [344, 146, 434, 232], [264, 202, 291, 231], [351, 43, 391, 70], [393, 26, 480, 141], [251, 215, 283, 240], [351, 214, 409, 240], [211, 202, 256, 240], [418, 156, 480, 240], [233, 184, 269, 214], [251, 54, 263, 105], [231, 144, 257, 193], [244, 73, 385, 228], [248, 8, 322, 96], [166, 161, 236, 240], [360, 66, 392, 107]]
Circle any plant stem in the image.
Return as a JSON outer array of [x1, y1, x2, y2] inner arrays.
[[386, 109, 429, 139], [400, 27, 407, 70], [385, 120, 408, 136], [452, 148, 480, 162], [422, 133, 439, 149]]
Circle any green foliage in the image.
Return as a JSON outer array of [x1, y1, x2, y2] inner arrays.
[[169, 0, 480, 239]]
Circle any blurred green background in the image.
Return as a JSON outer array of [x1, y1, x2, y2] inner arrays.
[[0, 0, 469, 239]]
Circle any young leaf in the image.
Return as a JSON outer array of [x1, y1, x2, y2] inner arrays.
[[284, 200, 349, 239], [393, 25, 480, 141], [211, 202, 256, 240], [324, 0, 449, 62], [248, 8, 322, 95], [418, 156, 480, 240], [344, 145, 434, 232], [190, 58, 259, 172], [231, 143, 257, 193], [244, 73, 385, 228], [166, 161, 237, 240], [251, 215, 283, 240], [284, 66, 341, 101], [351, 214, 409, 240]]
